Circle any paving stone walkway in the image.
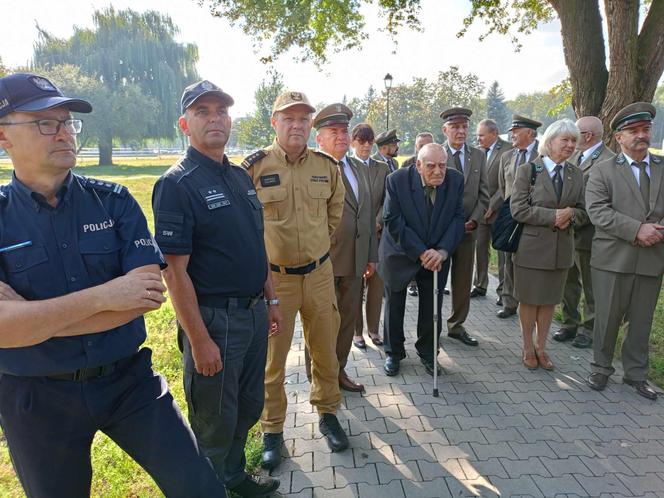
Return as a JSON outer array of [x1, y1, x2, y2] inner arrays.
[[264, 276, 664, 498]]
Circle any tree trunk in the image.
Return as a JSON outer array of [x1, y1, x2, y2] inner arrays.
[[98, 135, 113, 166], [549, 0, 608, 118], [636, 0, 664, 101]]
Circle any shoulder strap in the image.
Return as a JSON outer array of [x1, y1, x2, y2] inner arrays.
[[242, 150, 267, 170], [530, 162, 538, 186]]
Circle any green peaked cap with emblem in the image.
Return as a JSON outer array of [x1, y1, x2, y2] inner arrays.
[[313, 103, 353, 130]]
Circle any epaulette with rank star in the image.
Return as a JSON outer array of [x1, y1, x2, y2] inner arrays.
[[313, 150, 338, 164], [242, 150, 267, 170], [81, 176, 128, 197]]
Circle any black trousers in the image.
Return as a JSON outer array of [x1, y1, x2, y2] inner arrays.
[[383, 263, 450, 361], [0, 348, 226, 498], [181, 299, 268, 489]]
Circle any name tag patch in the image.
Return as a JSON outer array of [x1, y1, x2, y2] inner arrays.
[[260, 174, 280, 187], [198, 185, 230, 210], [311, 175, 329, 183]]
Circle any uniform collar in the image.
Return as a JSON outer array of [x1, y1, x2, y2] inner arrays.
[[10, 171, 74, 212], [622, 151, 650, 166], [271, 139, 310, 164], [187, 146, 230, 173]]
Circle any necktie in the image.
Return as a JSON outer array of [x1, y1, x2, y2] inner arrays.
[[514, 149, 526, 171], [635, 161, 650, 208], [552, 164, 563, 202], [577, 153, 584, 167], [453, 150, 463, 173], [424, 186, 435, 219], [484, 147, 490, 157]]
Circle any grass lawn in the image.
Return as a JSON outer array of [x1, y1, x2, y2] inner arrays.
[[1, 154, 664, 496]]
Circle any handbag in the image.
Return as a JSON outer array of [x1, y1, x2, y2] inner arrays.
[[491, 163, 538, 253]]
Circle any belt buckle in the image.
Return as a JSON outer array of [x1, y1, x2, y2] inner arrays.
[[73, 369, 84, 382], [249, 296, 260, 308]]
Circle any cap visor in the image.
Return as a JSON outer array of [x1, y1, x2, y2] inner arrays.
[[16, 96, 92, 114]]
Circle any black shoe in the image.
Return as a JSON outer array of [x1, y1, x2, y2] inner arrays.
[[384, 356, 400, 376], [261, 432, 283, 470], [319, 413, 349, 452], [496, 307, 517, 319], [228, 474, 280, 497], [495, 297, 503, 307], [443, 288, 450, 295], [587, 372, 608, 391], [553, 328, 576, 342], [623, 378, 658, 400], [447, 329, 479, 346], [571, 334, 592, 349], [470, 287, 486, 298], [419, 356, 442, 376], [407, 284, 418, 297]]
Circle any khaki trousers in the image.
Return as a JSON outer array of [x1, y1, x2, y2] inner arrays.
[[447, 234, 475, 333], [260, 259, 341, 433], [356, 271, 384, 336], [474, 222, 504, 294], [561, 249, 594, 336], [591, 268, 662, 381], [500, 252, 519, 309]]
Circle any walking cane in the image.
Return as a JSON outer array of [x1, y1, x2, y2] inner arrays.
[[432, 268, 439, 397]]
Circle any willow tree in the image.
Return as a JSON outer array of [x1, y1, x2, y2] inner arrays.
[[202, 0, 664, 140], [33, 7, 199, 165]]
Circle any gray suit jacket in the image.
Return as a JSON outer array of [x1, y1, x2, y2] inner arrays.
[[586, 152, 664, 277], [511, 157, 588, 270], [485, 138, 514, 222], [569, 143, 616, 251], [444, 143, 490, 227], [499, 141, 539, 201], [330, 155, 378, 277], [363, 157, 390, 229]]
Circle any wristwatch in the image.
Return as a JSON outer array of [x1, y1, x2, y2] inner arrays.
[[265, 298, 280, 306]]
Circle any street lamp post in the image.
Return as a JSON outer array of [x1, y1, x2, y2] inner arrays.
[[384, 73, 393, 130]]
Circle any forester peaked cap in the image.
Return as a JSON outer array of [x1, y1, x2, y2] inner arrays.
[[610, 102, 656, 132], [508, 115, 542, 131], [0, 73, 92, 118], [375, 129, 400, 146], [440, 107, 472, 124], [313, 103, 353, 130]]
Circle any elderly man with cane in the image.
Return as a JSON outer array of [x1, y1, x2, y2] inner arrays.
[[378, 143, 465, 377]]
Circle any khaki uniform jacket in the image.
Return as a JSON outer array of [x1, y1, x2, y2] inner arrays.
[[568, 144, 615, 251], [244, 140, 345, 267], [444, 143, 490, 225], [485, 138, 514, 222], [330, 156, 378, 277], [510, 157, 588, 270], [498, 141, 539, 201], [586, 152, 664, 277], [401, 155, 416, 169]]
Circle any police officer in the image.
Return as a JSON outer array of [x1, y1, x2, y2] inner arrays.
[[586, 103, 664, 400], [0, 73, 226, 497], [373, 129, 401, 173], [243, 91, 348, 469], [152, 80, 280, 496]]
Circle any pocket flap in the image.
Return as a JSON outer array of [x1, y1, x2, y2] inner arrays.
[[79, 233, 121, 254], [307, 184, 331, 199], [257, 186, 287, 204], [3, 244, 48, 272]]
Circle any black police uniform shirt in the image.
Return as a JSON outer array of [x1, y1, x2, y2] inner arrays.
[[152, 147, 267, 298], [0, 172, 165, 376]]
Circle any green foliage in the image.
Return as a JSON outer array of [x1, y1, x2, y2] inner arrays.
[[486, 81, 510, 132], [236, 69, 284, 149], [200, 0, 422, 65], [365, 66, 485, 152], [459, 0, 553, 50], [507, 90, 574, 129], [32, 7, 199, 163], [0, 56, 8, 78]]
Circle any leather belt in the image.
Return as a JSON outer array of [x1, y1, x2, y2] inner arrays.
[[270, 253, 329, 275], [198, 293, 264, 309], [46, 355, 133, 382]]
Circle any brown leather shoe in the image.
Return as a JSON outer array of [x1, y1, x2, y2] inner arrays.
[[339, 370, 364, 392], [522, 351, 538, 370], [535, 348, 554, 370]]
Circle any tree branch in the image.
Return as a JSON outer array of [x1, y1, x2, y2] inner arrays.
[[637, 0, 664, 101]]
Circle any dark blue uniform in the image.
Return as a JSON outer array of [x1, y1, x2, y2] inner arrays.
[[153, 147, 269, 489], [0, 172, 225, 498]]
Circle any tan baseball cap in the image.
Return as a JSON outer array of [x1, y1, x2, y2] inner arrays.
[[272, 90, 316, 114]]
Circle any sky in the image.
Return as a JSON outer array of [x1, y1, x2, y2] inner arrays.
[[1, 0, 571, 117]]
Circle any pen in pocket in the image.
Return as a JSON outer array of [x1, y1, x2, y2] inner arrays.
[[0, 241, 33, 254]]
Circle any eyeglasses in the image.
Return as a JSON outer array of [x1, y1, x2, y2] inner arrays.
[[0, 118, 83, 136]]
